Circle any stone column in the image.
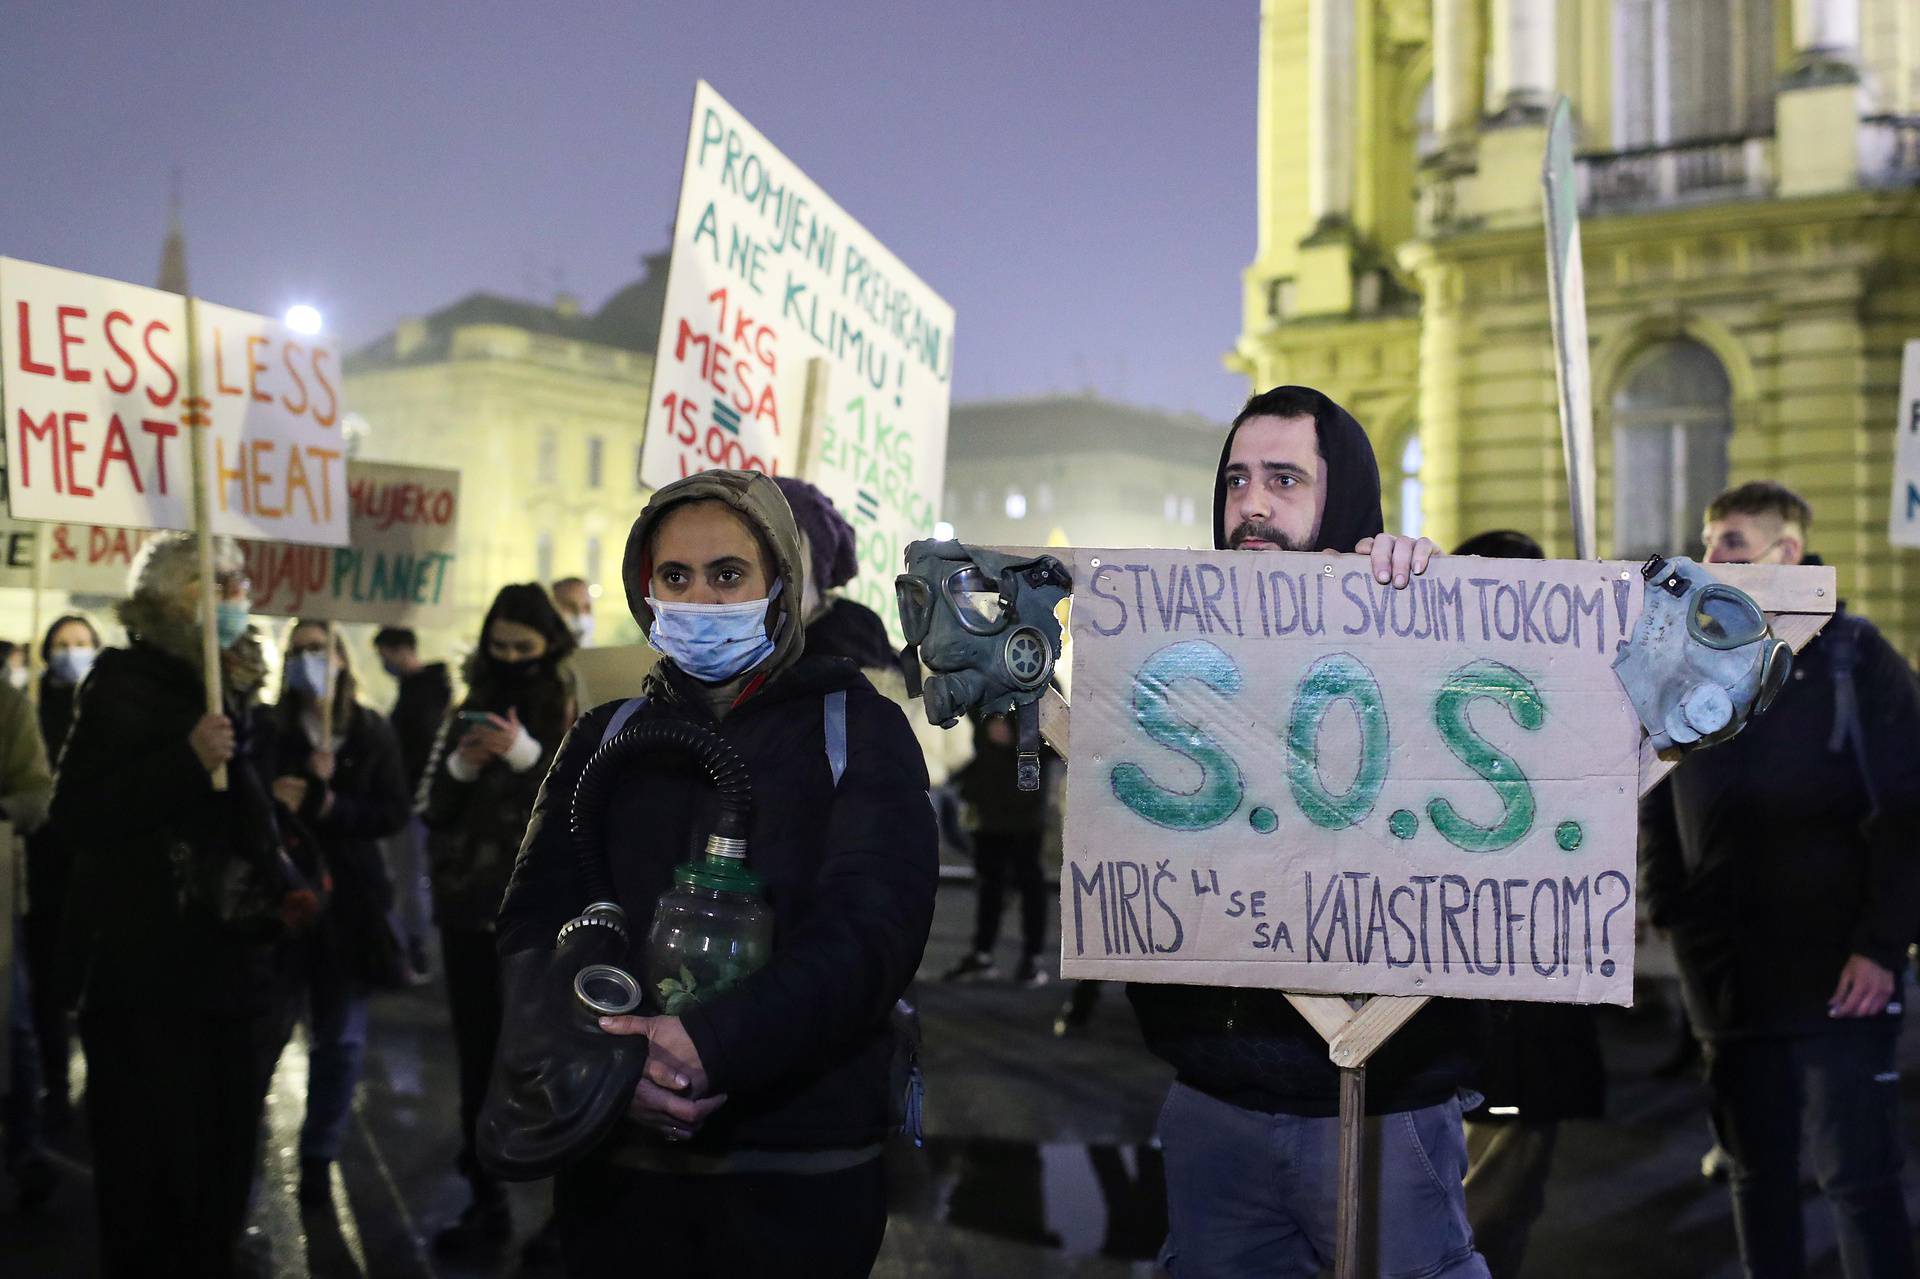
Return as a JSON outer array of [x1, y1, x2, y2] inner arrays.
[[1306, 0, 1354, 229], [1430, 0, 1479, 144], [1484, 0, 1556, 122]]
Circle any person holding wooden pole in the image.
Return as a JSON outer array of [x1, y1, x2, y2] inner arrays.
[[49, 532, 302, 1278], [1132, 386, 1488, 1279]]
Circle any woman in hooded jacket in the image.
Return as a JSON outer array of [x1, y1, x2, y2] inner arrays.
[[51, 534, 293, 1278], [497, 469, 938, 1279], [20, 611, 100, 1130], [254, 620, 411, 1208], [421, 583, 576, 1256]]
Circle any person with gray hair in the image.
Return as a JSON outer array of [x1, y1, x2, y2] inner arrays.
[[50, 531, 303, 1277]]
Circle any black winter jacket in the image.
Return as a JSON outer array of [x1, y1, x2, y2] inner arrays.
[[1640, 609, 1920, 1040], [422, 664, 571, 931], [256, 702, 410, 987], [498, 655, 938, 1153], [50, 644, 283, 1016], [390, 662, 452, 795]]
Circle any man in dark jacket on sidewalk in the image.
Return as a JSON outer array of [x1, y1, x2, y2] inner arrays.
[[498, 469, 938, 1278], [1131, 385, 1486, 1279], [1640, 481, 1920, 1279]]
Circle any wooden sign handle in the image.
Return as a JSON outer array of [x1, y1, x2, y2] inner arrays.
[[183, 295, 227, 792]]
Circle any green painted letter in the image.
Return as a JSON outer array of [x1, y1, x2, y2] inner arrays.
[[1427, 659, 1544, 853], [1111, 640, 1245, 831], [1286, 653, 1390, 830]]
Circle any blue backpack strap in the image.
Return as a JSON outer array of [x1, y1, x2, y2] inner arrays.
[[600, 696, 648, 749], [824, 690, 848, 787]]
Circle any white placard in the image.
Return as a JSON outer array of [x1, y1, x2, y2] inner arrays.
[[639, 82, 955, 632], [1, 258, 348, 547]]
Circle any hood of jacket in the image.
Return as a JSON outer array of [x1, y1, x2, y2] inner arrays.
[[1211, 386, 1384, 554], [116, 593, 269, 704], [623, 469, 807, 685]]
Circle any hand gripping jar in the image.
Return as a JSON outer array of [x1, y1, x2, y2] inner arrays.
[[646, 834, 773, 1015]]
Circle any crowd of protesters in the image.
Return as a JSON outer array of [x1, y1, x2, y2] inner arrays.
[[0, 396, 1914, 1279]]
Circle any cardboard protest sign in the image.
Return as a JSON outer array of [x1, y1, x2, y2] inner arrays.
[[639, 81, 955, 633], [1061, 548, 1643, 1006], [1890, 340, 1920, 549], [1, 258, 348, 546], [240, 462, 458, 623]]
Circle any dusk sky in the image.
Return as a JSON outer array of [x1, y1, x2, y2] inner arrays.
[[3, 2, 1255, 419]]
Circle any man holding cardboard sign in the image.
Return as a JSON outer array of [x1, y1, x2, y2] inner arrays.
[[1122, 386, 1488, 1279]]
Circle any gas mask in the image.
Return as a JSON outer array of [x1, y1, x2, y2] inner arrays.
[[1612, 554, 1791, 754], [896, 540, 1071, 790]]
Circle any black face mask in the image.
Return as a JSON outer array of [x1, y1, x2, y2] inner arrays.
[[493, 656, 545, 682]]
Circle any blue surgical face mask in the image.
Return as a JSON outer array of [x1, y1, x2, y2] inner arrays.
[[645, 582, 782, 683], [285, 650, 329, 698], [49, 647, 96, 685], [216, 600, 251, 649]]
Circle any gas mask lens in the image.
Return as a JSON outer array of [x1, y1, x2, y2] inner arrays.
[[946, 565, 1010, 635], [1689, 585, 1767, 650], [895, 575, 934, 644]]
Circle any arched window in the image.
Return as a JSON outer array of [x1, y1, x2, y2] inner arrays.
[[1611, 340, 1732, 559], [1398, 433, 1423, 539]]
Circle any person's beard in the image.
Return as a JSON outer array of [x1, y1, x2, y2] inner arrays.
[[1229, 520, 1301, 551]]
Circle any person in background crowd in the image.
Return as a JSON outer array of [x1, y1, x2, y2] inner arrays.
[[373, 625, 451, 978], [1, 671, 56, 1209], [255, 620, 410, 1211], [421, 583, 576, 1262], [943, 711, 1055, 987], [1641, 481, 1920, 1279], [20, 612, 100, 1134], [0, 641, 28, 691], [52, 534, 297, 1277], [1451, 530, 1605, 1279], [1133, 386, 1485, 1279], [551, 576, 596, 648], [770, 475, 973, 785], [499, 469, 938, 1279]]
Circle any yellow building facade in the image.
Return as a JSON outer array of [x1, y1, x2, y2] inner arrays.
[[1230, 0, 1920, 658], [343, 263, 666, 656]]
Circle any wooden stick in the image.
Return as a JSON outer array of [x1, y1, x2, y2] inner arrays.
[[794, 358, 832, 480], [183, 295, 227, 791], [26, 530, 45, 710], [1334, 1065, 1366, 1279]]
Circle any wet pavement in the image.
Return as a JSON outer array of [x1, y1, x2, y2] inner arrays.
[[7, 880, 1920, 1277]]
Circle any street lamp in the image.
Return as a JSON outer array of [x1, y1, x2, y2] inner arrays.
[[284, 304, 323, 335]]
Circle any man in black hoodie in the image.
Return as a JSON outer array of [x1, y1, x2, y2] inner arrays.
[[1132, 385, 1487, 1278], [1641, 481, 1920, 1279]]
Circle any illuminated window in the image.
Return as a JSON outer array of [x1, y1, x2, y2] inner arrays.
[[1612, 340, 1731, 559], [537, 430, 558, 485], [1004, 491, 1027, 520], [536, 531, 554, 583], [587, 437, 604, 489], [586, 536, 603, 587], [1613, 0, 1775, 147]]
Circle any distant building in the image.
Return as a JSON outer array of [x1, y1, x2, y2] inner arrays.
[[344, 255, 666, 649], [943, 395, 1224, 551], [1232, 0, 1920, 657]]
